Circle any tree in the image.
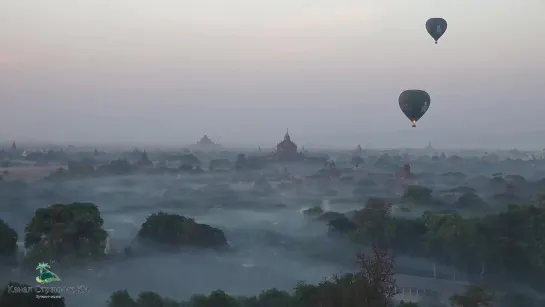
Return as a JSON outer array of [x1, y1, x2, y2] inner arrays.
[[137, 291, 169, 307], [97, 159, 135, 175], [67, 159, 95, 176], [108, 290, 137, 307], [352, 198, 394, 245], [0, 219, 17, 260], [0, 281, 65, 307], [327, 217, 358, 234], [254, 289, 292, 307], [403, 185, 433, 203], [449, 286, 494, 307], [354, 244, 396, 307], [24, 202, 108, 264], [351, 156, 364, 168], [454, 193, 488, 211], [199, 290, 241, 307], [137, 212, 228, 249], [108, 246, 397, 307]]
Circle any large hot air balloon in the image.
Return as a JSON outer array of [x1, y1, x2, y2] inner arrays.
[[398, 90, 431, 127], [426, 18, 447, 44]]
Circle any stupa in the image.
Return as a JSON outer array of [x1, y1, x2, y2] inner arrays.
[[135, 151, 153, 168], [198, 135, 214, 146], [271, 130, 303, 161], [353, 144, 363, 156], [189, 135, 221, 151]]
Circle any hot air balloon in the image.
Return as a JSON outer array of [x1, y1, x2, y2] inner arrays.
[[426, 18, 447, 44], [398, 90, 431, 127]]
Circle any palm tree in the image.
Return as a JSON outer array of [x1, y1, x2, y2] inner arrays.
[[36, 262, 50, 274], [36, 262, 60, 283]]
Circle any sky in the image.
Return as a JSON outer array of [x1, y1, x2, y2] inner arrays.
[[1, 0, 544, 149]]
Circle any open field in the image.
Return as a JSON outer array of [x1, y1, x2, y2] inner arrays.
[[0, 164, 63, 182]]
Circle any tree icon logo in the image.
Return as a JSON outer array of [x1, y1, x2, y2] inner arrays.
[[35, 262, 61, 284]]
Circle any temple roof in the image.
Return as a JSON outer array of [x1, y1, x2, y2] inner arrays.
[[353, 144, 363, 155], [198, 135, 215, 145], [284, 130, 291, 141], [136, 151, 153, 167], [277, 129, 297, 149]]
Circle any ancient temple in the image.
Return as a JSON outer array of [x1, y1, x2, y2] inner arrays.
[[190, 135, 221, 151], [271, 130, 302, 161], [135, 151, 153, 168], [353, 144, 363, 156], [396, 164, 418, 186], [426, 141, 433, 151], [198, 135, 214, 146], [322, 160, 341, 178]]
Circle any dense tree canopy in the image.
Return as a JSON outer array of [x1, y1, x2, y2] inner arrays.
[[67, 159, 95, 176], [339, 198, 545, 292], [0, 219, 17, 260], [108, 245, 400, 307], [96, 159, 135, 175], [402, 185, 433, 204], [137, 212, 228, 249], [235, 154, 267, 171], [24, 202, 108, 264], [449, 285, 494, 307]]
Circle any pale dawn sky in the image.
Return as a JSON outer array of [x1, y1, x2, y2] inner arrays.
[[1, 0, 544, 148]]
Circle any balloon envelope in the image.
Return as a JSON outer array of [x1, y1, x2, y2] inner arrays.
[[398, 90, 431, 126], [426, 18, 447, 43]]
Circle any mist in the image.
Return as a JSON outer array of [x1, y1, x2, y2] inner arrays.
[[1, 0, 544, 148]]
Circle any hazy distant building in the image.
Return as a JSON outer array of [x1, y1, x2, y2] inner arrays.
[[11, 141, 16, 151], [396, 164, 418, 186], [0, 149, 8, 161], [318, 160, 341, 178], [270, 130, 303, 161], [353, 144, 363, 156], [426, 141, 433, 151], [135, 151, 153, 168], [189, 135, 221, 151]]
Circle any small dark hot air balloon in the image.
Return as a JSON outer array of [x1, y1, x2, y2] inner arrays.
[[398, 90, 431, 127], [426, 18, 447, 44]]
